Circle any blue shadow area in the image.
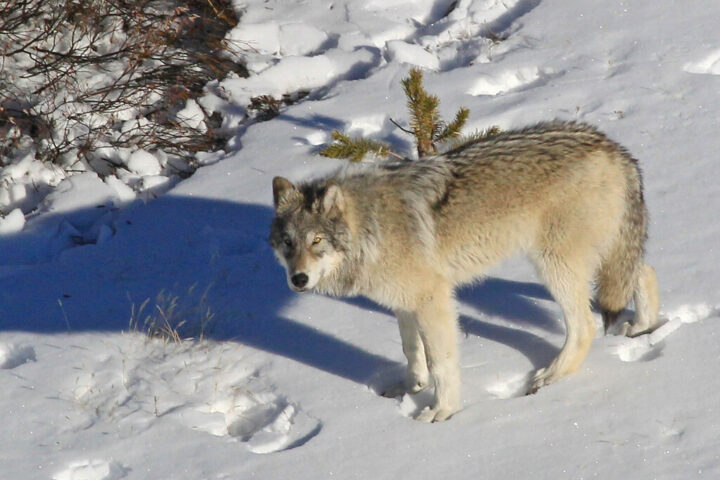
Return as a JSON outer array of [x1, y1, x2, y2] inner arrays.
[[0, 195, 560, 383], [458, 278, 560, 334], [0, 197, 395, 383]]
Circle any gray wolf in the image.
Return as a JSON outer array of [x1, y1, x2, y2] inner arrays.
[[269, 121, 659, 422]]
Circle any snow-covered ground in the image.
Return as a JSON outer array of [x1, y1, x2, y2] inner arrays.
[[2, 0, 720, 478]]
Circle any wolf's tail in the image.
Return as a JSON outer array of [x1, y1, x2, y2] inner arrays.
[[595, 161, 659, 335]]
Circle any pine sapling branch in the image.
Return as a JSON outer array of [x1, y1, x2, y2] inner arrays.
[[320, 130, 395, 162], [436, 107, 469, 143], [446, 125, 502, 151]]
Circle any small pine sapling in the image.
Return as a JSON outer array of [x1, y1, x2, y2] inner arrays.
[[400, 68, 471, 158], [321, 67, 498, 162]]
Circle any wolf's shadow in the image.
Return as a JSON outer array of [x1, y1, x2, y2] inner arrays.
[[343, 278, 561, 371], [457, 279, 561, 368]]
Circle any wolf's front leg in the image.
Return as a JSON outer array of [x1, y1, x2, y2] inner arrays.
[[381, 310, 431, 398], [413, 285, 461, 422]]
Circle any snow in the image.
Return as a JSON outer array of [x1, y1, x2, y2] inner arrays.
[[0, 342, 36, 369], [228, 22, 281, 56], [683, 50, 720, 76], [126, 150, 162, 177], [2, 0, 720, 478], [386, 40, 441, 70], [0, 208, 26, 235], [221, 48, 380, 107], [467, 66, 542, 96], [278, 24, 329, 57], [175, 100, 208, 133]]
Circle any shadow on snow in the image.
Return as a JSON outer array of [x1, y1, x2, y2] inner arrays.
[[0, 196, 559, 383]]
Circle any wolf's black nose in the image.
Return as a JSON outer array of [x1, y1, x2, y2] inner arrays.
[[291, 273, 309, 288]]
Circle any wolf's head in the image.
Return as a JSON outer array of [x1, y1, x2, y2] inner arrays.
[[269, 176, 349, 293]]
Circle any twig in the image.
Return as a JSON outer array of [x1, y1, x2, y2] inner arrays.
[[389, 117, 414, 135]]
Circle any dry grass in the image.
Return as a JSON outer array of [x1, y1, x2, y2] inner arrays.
[[128, 284, 217, 343]]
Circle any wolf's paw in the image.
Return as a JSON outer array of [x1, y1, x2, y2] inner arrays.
[[415, 405, 456, 423], [621, 323, 651, 338], [527, 367, 555, 395], [619, 319, 667, 338]]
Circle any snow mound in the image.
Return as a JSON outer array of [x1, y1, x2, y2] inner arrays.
[[683, 50, 720, 75], [467, 67, 542, 96], [279, 24, 329, 56], [52, 460, 129, 480], [485, 373, 533, 399], [126, 150, 162, 177], [223, 48, 380, 106], [228, 23, 281, 57], [0, 209, 26, 236], [385, 41, 440, 70], [0, 343, 36, 369], [39, 173, 121, 218], [348, 114, 389, 137]]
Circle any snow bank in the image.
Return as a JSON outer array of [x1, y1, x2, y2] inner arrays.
[[0, 209, 26, 236], [0, 343, 36, 369]]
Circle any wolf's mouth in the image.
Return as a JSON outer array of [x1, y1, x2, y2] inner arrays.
[[290, 285, 309, 293]]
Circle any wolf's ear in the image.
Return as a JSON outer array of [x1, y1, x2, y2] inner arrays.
[[321, 183, 344, 218], [272, 176, 299, 210]]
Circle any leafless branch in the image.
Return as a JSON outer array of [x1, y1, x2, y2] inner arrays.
[[0, 0, 246, 177]]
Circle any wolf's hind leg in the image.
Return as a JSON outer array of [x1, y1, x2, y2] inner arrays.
[[530, 254, 597, 393], [625, 263, 660, 337], [381, 311, 431, 398], [413, 284, 461, 422]]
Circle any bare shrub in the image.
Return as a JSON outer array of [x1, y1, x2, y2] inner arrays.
[[0, 0, 245, 177]]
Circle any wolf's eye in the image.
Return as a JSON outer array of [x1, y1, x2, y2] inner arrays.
[[283, 236, 292, 247], [312, 235, 322, 245]]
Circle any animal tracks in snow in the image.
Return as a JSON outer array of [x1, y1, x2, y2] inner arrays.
[[481, 303, 716, 402], [396, 389, 436, 419], [609, 303, 716, 363], [188, 384, 322, 454], [67, 336, 321, 454]]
